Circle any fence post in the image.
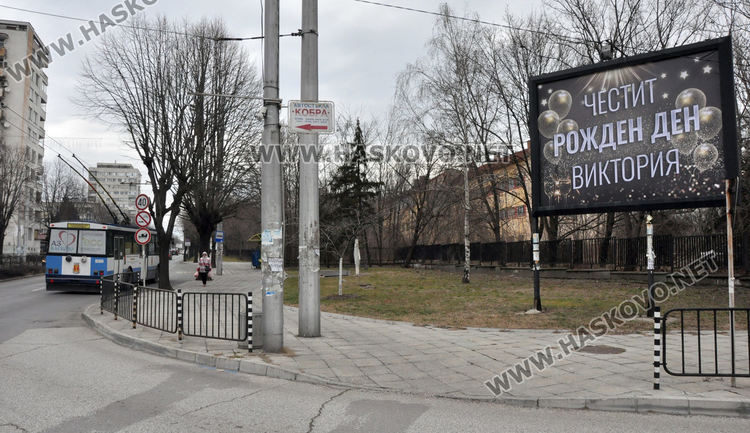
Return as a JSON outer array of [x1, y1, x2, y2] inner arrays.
[[177, 289, 183, 340], [132, 286, 138, 329], [114, 275, 119, 321], [653, 306, 661, 390], [247, 291, 253, 352], [99, 278, 103, 315]]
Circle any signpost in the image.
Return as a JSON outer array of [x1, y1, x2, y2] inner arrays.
[[529, 37, 738, 315], [134, 195, 151, 287], [288, 100, 335, 134]]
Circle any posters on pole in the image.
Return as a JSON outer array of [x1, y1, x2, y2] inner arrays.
[[530, 37, 738, 217]]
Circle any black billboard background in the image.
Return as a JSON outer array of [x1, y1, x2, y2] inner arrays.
[[530, 37, 738, 217]]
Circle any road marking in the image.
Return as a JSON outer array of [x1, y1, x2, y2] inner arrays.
[[32, 287, 44, 292]]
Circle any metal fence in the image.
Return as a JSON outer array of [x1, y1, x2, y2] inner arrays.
[[137, 287, 178, 333], [661, 307, 750, 378], [183, 293, 248, 341], [394, 232, 749, 273], [99, 273, 252, 349]]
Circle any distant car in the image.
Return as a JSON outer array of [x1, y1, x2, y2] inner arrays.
[[167, 252, 172, 260]]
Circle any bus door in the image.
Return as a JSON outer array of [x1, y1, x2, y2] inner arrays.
[[113, 236, 125, 275]]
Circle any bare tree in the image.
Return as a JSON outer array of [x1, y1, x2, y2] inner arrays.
[[41, 159, 86, 228], [78, 16, 199, 288], [0, 145, 33, 258], [180, 19, 263, 262]]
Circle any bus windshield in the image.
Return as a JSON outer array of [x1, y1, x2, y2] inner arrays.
[[48, 229, 106, 255]]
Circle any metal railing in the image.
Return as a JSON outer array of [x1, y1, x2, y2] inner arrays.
[[137, 287, 178, 333], [389, 232, 749, 273], [182, 292, 248, 341], [99, 273, 253, 349], [661, 307, 750, 378]]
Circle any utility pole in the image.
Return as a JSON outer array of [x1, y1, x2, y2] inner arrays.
[[261, 0, 284, 352], [298, 0, 321, 337]]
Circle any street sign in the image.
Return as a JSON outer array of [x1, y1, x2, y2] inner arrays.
[[215, 230, 224, 243], [135, 194, 150, 211], [288, 100, 335, 134], [135, 210, 151, 228], [135, 228, 151, 245]]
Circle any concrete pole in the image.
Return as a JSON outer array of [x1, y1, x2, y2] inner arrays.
[[261, 0, 284, 352], [216, 221, 223, 276], [298, 0, 321, 337]]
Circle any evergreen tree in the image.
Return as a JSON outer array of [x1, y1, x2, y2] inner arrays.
[[324, 120, 381, 261]]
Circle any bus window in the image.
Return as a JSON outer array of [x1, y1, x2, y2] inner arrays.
[[124, 238, 136, 255], [112, 237, 125, 260], [48, 229, 78, 254]]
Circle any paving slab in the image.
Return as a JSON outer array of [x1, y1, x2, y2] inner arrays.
[[82, 261, 750, 418]]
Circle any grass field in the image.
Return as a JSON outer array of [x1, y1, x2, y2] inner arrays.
[[283, 267, 749, 333]]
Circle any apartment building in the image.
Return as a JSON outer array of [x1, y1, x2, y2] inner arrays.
[[87, 163, 141, 217], [0, 20, 48, 255]]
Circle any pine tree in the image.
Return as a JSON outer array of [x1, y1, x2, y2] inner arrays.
[[324, 120, 381, 261]]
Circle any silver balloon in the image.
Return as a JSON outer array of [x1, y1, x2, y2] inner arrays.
[[693, 142, 719, 172], [548, 90, 573, 119], [543, 140, 561, 165], [538, 110, 560, 139], [671, 131, 698, 155], [543, 179, 557, 198], [697, 106, 722, 140], [675, 88, 707, 110], [556, 119, 579, 135], [556, 178, 572, 196]]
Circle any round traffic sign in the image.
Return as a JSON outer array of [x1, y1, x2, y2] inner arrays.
[[135, 228, 151, 245], [135, 210, 152, 228], [135, 194, 150, 211]]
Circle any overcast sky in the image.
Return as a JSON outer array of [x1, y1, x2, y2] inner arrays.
[[3, 0, 541, 173]]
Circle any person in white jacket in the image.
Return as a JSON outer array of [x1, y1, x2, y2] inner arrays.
[[198, 252, 211, 287]]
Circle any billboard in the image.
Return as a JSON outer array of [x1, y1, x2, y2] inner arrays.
[[530, 37, 738, 217]]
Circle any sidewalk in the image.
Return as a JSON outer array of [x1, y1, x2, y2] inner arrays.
[[83, 261, 750, 417]]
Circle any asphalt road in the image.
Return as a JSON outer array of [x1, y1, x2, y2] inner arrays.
[[1, 271, 748, 432]]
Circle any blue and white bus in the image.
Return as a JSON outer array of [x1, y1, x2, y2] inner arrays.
[[45, 221, 160, 292]]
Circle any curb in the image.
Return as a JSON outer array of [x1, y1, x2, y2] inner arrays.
[[82, 307, 750, 418]]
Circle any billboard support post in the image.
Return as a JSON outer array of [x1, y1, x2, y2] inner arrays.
[[532, 226, 542, 311], [646, 215, 655, 317], [725, 177, 736, 387]]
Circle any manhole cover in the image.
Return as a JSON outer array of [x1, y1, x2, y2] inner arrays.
[[578, 345, 626, 354]]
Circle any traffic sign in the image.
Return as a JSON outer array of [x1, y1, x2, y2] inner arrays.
[[135, 194, 150, 211], [215, 230, 224, 242], [288, 100, 335, 134], [135, 210, 151, 228], [135, 228, 151, 245]]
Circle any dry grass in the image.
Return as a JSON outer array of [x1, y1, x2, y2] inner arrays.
[[283, 267, 749, 333]]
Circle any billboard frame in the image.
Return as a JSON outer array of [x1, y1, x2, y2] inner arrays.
[[530, 36, 738, 217]]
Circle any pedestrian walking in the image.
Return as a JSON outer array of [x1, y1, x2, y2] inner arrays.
[[198, 252, 211, 287]]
